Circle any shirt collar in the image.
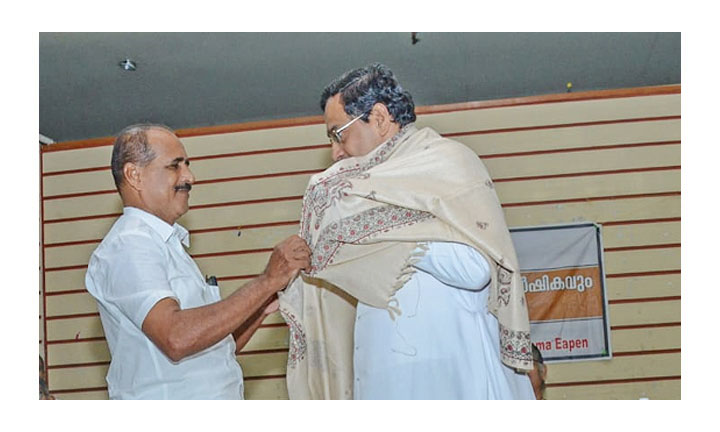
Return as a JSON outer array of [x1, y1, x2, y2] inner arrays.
[[123, 207, 190, 247]]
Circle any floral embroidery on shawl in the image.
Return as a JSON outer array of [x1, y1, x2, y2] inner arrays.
[[499, 324, 532, 365], [495, 264, 516, 307], [284, 311, 307, 368], [309, 205, 434, 274], [299, 125, 434, 274], [301, 125, 412, 233]]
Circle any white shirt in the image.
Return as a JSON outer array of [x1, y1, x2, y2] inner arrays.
[[353, 241, 535, 399], [85, 207, 244, 399]]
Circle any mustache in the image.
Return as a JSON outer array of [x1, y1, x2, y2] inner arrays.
[[174, 183, 192, 192]]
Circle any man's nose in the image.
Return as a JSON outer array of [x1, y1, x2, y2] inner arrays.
[[181, 163, 196, 184], [331, 142, 346, 162]]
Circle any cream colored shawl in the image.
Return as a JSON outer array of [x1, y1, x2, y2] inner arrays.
[[278, 125, 532, 399]]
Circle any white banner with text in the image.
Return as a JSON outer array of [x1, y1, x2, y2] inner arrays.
[[510, 223, 611, 362]]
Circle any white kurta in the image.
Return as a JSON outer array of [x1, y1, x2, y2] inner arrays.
[[353, 241, 535, 400]]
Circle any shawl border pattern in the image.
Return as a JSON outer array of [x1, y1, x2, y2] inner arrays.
[[285, 311, 307, 368], [300, 125, 414, 245], [308, 205, 435, 274]]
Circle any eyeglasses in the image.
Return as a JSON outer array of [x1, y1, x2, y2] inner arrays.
[[328, 113, 366, 145]]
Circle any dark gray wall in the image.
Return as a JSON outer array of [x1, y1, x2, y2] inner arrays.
[[39, 32, 680, 142]]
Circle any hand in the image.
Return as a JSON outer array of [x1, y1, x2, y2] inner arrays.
[[263, 235, 311, 290]]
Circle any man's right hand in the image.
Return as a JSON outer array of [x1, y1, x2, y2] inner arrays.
[[262, 235, 311, 290]]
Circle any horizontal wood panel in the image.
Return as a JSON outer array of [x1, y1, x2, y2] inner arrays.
[[43, 195, 679, 247], [44, 217, 118, 245], [47, 325, 288, 367], [46, 316, 106, 341], [187, 224, 298, 256], [43, 145, 113, 174], [48, 363, 108, 391], [41, 88, 681, 400], [45, 243, 97, 270], [608, 300, 680, 327], [42, 220, 677, 273], [41, 242, 680, 293], [180, 123, 327, 158], [243, 376, 289, 400], [43, 147, 333, 197], [43, 173, 312, 221], [41, 93, 679, 173], [192, 147, 332, 183], [42, 123, 328, 173], [42, 140, 679, 201], [496, 170, 680, 205], [44, 194, 123, 221], [53, 389, 109, 400], [193, 251, 272, 279], [458, 119, 680, 156], [45, 268, 87, 293], [237, 351, 287, 377], [504, 195, 680, 227], [601, 221, 679, 249], [239, 326, 289, 352], [48, 342, 682, 393], [485, 144, 679, 180], [604, 247, 680, 275], [545, 378, 680, 400], [45, 310, 283, 343], [42, 137, 679, 204], [46, 327, 680, 396], [610, 326, 680, 353], [44, 276, 680, 329], [416, 94, 680, 135], [44, 199, 303, 245], [42, 168, 679, 224], [198, 244, 682, 282], [546, 352, 679, 384], [52, 378, 291, 400], [41, 118, 682, 183], [51, 374, 682, 400], [45, 224, 299, 269], [48, 340, 110, 366], [606, 273, 680, 301], [180, 198, 303, 231], [46, 292, 97, 317]]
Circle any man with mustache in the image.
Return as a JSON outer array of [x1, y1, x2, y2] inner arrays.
[[86, 124, 311, 399]]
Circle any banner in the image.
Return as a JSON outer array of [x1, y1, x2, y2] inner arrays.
[[510, 223, 611, 362]]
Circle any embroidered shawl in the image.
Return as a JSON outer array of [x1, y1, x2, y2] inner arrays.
[[278, 125, 532, 399]]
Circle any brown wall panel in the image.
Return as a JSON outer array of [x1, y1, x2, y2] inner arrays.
[[41, 86, 681, 399]]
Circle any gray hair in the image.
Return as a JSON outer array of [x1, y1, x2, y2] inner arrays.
[[110, 123, 173, 190], [319, 63, 416, 127]]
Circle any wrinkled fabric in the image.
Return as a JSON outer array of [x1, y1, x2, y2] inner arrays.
[[279, 125, 532, 399], [354, 242, 535, 399], [86, 207, 244, 399]]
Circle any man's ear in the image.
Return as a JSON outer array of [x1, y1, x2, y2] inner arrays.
[[371, 103, 395, 136], [123, 162, 142, 191]]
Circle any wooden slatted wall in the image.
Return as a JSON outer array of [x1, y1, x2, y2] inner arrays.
[[40, 85, 680, 399]]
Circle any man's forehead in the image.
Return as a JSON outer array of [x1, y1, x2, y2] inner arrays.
[[147, 128, 187, 156], [324, 94, 348, 128]]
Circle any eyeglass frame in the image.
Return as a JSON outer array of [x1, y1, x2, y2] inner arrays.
[[327, 112, 368, 145]]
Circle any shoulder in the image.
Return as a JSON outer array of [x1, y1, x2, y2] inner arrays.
[[413, 127, 486, 171], [414, 127, 477, 157], [93, 215, 164, 259]]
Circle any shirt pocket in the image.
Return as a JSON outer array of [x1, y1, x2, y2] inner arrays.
[[168, 274, 207, 309], [203, 283, 222, 304]]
